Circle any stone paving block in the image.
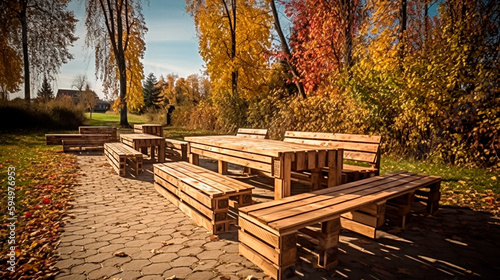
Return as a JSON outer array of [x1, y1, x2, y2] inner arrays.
[[198, 249, 223, 260], [55, 258, 84, 270], [121, 259, 152, 271], [110, 270, 142, 280], [87, 266, 121, 279], [170, 256, 199, 267], [70, 263, 101, 274], [141, 262, 173, 275], [185, 271, 216, 280], [177, 247, 203, 257], [149, 252, 179, 263], [163, 267, 193, 279], [85, 252, 113, 263]]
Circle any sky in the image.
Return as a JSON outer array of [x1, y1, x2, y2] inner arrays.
[[25, 0, 205, 100]]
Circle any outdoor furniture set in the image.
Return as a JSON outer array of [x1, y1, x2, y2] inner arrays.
[[47, 125, 442, 280]]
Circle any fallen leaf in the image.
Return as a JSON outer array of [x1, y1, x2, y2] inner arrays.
[[165, 275, 177, 280], [113, 251, 128, 257], [162, 241, 173, 246], [209, 235, 220, 241], [245, 276, 258, 280], [220, 275, 231, 280]]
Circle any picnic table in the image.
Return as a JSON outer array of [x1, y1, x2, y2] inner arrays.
[[120, 133, 165, 163], [184, 135, 343, 200]]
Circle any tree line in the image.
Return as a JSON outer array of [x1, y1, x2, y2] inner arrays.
[[185, 0, 499, 167]]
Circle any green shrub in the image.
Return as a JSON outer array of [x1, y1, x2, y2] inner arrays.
[[0, 97, 85, 130]]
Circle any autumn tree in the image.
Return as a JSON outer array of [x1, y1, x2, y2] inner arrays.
[[0, 0, 77, 103], [85, 0, 147, 127], [285, 0, 363, 94], [79, 84, 99, 119], [143, 73, 161, 109], [36, 75, 54, 103], [187, 0, 272, 99], [0, 5, 22, 100]]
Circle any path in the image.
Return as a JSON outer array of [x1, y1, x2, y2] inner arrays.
[[54, 154, 500, 280]]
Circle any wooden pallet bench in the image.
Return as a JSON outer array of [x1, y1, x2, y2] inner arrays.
[[104, 143, 144, 176], [154, 161, 254, 234], [62, 139, 113, 152], [236, 128, 269, 139], [165, 139, 188, 161], [78, 126, 117, 141], [134, 124, 164, 137], [46, 133, 116, 146], [284, 131, 381, 184], [238, 172, 440, 280]]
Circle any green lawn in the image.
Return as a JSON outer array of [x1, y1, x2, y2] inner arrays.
[[85, 111, 147, 126]]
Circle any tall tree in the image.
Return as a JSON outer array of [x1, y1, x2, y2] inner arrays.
[[186, 0, 272, 99], [286, 0, 363, 94], [85, 0, 147, 127], [269, 0, 305, 98], [143, 73, 161, 109], [0, 0, 77, 103], [36, 75, 54, 102]]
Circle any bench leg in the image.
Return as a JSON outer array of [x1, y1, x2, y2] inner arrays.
[[310, 168, 321, 191], [239, 214, 297, 280], [189, 153, 199, 165], [318, 218, 341, 269]]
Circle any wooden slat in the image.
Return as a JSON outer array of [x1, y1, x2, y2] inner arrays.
[[236, 128, 269, 139], [284, 131, 381, 144], [191, 147, 273, 173]]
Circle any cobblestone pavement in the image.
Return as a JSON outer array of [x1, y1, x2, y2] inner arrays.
[[55, 154, 500, 280]]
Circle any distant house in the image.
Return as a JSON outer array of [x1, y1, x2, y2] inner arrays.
[[56, 89, 110, 112], [56, 89, 79, 103], [94, 100, 110, 112]]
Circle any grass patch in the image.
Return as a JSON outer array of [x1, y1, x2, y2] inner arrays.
[[382, 155, 500, 215], [85, 111, 147, 126], [0, 130, 79, 278]]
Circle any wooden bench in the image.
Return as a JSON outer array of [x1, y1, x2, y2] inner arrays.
[[62, 139, 112, 152], [236, 128, 268, 139], [46, 133, 115, 146], [134, 124, 164, 137], [79, 126, 117, 141], [165, 139, 188, 161], [154, 161, 254, 234], [238, 172, 440, 280], [284, 131, 381, 184], [104, 143, 144, 176]]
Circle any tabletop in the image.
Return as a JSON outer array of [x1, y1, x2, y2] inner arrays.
[[120, 133, 164, 140], [184, 135, 336, 157]]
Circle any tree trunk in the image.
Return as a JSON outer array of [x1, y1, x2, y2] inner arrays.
[[270, 0, 306, 99], [20, 1, 30, 103], [399, 0, 408, 68], [118, 58, 129, 127], [230, 0, 237, 97]]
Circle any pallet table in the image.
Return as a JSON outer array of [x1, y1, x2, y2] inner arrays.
[[120, 133, 165, 163], [184, 135, 343, 200]]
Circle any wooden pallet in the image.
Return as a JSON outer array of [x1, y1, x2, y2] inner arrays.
[[61, 138, 113, 152], [236, 128, 269, 139], [165, 139, 188, 161], [46, 133, 115, 146], [104, 143, 144, 176], [134, 124, 163, 137], [284, 131, 381, 185], [154, 161, 254, 234], [78, 126, 117, 141], [238, 172, 441, 280]]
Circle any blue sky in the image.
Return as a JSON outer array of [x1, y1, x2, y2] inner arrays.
[[47, 0, 204, 100]]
